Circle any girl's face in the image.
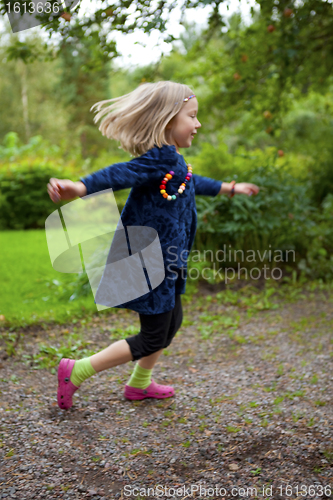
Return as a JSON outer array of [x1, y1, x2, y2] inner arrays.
[[165, 97, 201, 153]]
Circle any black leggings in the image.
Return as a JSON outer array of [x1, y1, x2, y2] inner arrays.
[[125, 295, 183, 361]]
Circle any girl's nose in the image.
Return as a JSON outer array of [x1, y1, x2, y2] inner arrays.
[[196, 120, 201, 128]]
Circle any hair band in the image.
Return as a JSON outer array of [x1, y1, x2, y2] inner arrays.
[[175, 94, 196, 105]]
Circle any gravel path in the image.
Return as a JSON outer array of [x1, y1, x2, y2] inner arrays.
[[1, 285, 333, 499]]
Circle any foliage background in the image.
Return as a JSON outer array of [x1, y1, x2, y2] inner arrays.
[[1, 0, 333, 326]]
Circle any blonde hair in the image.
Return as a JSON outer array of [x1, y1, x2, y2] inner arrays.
[[90, 81, 195, 157]]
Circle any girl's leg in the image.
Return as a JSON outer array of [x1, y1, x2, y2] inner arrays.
[[59, 298, 182, 409], [58, 339, 134, 410], [126, 296, 182, 392], [88, 298, 181, 374], [90, 339, 133, 372], [70, 295, 182, 388], [69, 316, 168, 389], [125, 348, 164, 390], [138, 348, 164, 369], [162, 294, 183, 349], [68, 339, 132, 388]]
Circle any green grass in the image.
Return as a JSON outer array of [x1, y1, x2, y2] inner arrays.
[[2, 230, 333, 329], [28, 336, 96, 372], [226, 425, 241, 433], [0, 230, 98, 326]]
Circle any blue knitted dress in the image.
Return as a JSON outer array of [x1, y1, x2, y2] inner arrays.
[[80, 144, 222, 314]]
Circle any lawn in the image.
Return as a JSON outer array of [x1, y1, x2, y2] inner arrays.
[[0, 230, 97, 327], [2, 230, 331, 330]]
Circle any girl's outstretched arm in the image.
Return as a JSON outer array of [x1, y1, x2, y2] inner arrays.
[[191, 174, 223, 197], [219, 182, 260, 196], [192, 174, 259, 197], [47, 178, 87, 203], [47, 150, 162, 203]]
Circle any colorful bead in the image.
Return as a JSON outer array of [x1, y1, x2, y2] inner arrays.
[[159, 158, 193, 201]]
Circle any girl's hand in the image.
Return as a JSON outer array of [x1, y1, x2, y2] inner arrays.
[[47, 178, 87, 203], [234, 182, 260, 196]]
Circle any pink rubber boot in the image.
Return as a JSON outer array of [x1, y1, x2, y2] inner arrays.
[[124, 379, 175, 401], [57, 358, 80, 410]]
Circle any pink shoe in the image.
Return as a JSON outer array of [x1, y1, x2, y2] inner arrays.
[[124, 379, 175, 401], [57, 358, 80, 410]]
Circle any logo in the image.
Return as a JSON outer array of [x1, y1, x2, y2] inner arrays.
[[5, 0, 80, 34], [45, 188, 165, 310]]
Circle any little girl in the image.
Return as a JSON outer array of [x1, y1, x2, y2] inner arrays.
[[47, 81, 259, 410]]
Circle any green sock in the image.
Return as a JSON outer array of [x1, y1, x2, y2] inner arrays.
[[70, 357, 96, 387], [127, 363, 152, 389]]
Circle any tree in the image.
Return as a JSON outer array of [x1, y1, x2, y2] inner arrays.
[[2, 1, 333, 107], [178, 1, 333, 135], [0, 29, 71, 145], [0, 0, 225, 50], [55, 25, 114, 158]]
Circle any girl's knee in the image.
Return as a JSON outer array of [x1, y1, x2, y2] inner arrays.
[[127, 332, 166, 359], [146, 344, 165, 355]]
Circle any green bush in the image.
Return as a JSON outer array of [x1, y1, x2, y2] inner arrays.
[[307, 147, 333, 206], [191, 145, 333, 281], [0, 132, 84, 230], [187, 141, 310, 181], [0, 161, 74, 230], [0, 132, 62, 161], [194, 159, 315, 259], [0, 132, 135, 230], [298, 193, 333, 280]]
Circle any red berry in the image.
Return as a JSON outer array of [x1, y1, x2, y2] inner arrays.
[[263, 110, 273, 119], [61, 12, 71, 21], [283, 8, 293, 18]]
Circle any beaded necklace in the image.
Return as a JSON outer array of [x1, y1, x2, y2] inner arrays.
[[159, 157, 192, 201], [160, 93, 196, 201]]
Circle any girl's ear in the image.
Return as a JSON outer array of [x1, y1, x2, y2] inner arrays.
[[165, 117, 174, 130]]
